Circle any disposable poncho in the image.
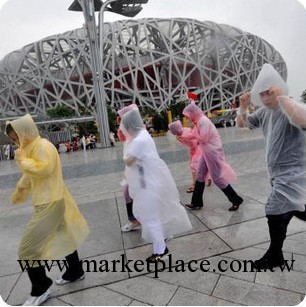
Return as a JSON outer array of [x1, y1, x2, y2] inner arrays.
[[247, 64, 306, 215], [121, 109, 192, 243], [117, 103, 138, 142], [182, 104, 237, 188], [168, 120, 201, 173], [6, 114, 89, 265]]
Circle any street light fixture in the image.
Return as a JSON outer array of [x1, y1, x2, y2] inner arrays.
[[69, 0, 148, 148]]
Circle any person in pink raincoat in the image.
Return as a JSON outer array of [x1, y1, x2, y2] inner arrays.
[[168, 120, 211, 193], [182, 103, 243, 211]]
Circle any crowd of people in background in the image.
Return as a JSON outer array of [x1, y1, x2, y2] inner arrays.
[[0, 142, 17, 160], [55, 134, 97, 154]]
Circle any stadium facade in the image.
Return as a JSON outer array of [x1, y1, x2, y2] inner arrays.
[[0, 18, 287, 118]]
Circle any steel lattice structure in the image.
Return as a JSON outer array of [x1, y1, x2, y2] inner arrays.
[[0, 18, 287, 117]]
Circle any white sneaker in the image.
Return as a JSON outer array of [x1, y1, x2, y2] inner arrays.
[[121, 222, 141, 232], [22, 288, 51, 306], [55, 273, 85, 285]]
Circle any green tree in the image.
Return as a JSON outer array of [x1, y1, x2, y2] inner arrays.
[[47, 104, 74, 117], [107, 106, 117, 133]]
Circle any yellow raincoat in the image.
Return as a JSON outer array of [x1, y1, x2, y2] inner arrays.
[[6, 114, 89, 266]]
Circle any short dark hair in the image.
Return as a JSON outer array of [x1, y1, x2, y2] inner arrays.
[[5, 123, 15, 135]]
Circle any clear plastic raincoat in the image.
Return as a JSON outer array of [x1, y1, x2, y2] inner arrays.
[[6, 114, 89, 265], [182, 104, 237, 188], [120, 109, 192, 243], [246, 64, 306, 215]]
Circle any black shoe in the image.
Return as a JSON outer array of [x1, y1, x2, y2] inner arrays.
[[185, 204, 203, 210], [228, 196, 244, 211], [146, 247, 169, 264], [252, 256, 284, 270]]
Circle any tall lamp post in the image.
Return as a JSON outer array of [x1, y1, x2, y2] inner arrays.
[[69, 0, 148, 148]]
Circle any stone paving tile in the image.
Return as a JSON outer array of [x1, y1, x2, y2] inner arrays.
[[128, 299, 150, 306], [125, 231, 231, 278], [79, 199, 123, 258], [42, 297, 71, 306], [105, 276, 178, 305], [147, 266, 219, 296], [183, 187, 265, 230], [205, 255, 256, 282], [6, 251, 129, 306], [168, 287, 238, 306], [214, 218, 306, 250], [0, 273, 20, 302], [292, 254, 306, 273], [212, 275, 304, 306], [255, 268, 306, 294], [59, 286, 133, 306]]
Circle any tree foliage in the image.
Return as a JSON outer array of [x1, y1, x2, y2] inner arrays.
[[47, 104, 74, 118]]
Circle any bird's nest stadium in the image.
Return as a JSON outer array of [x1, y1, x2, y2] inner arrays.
[[0, 18, 287, 118]]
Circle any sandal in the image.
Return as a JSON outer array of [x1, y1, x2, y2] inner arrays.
[[186, 186, 194, 193]]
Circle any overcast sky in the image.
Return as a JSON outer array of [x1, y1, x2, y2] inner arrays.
[[0, 0, 305, 100]]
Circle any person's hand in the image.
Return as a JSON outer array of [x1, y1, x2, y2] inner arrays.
[[14, 148, 25, 161], [11, 187, 27, 204], [269, 86, 284, 98], [239, 92, 251, 110]]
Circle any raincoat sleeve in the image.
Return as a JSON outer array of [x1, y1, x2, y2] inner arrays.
[[246, 108, 262, 130], [17, 141, 56, 177], [11, 174, 31, 204], [278, 96, 306, 129]]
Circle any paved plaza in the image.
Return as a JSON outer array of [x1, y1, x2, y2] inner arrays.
[[0, 127, 305, 306]]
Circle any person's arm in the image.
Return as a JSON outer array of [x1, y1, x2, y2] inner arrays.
[[15, 141, 56, 177], [11, 174, 31, 204], [236, 92, 251, 128], [277, 95, 306, 128], [124, 156, 137, 166]]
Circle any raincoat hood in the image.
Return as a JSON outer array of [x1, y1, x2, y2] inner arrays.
[[120, 108, 144, 139], [117, 103, 138, 118], [5, 114, 40, 149], [168, 120, 183, 136], [250, 63, 289, 106], [182, 103, 204, 123]]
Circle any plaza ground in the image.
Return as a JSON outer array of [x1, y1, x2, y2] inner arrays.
[[0, 127, 305, 306]]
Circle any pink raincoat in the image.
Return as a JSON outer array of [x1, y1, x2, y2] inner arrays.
[[182, 104, 236, 188], [168, 120, 201, 173]]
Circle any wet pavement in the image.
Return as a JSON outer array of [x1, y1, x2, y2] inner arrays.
[[0, 127, 305, 306]]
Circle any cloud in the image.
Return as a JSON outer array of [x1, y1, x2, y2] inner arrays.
[[0, 0, 305, 98]]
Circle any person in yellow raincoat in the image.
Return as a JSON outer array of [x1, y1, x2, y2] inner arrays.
[[5, 114, 89, 306]]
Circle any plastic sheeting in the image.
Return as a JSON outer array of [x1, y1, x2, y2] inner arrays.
[[121, 109, 192, 243]]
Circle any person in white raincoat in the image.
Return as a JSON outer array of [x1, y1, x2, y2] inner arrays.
[[236, 63, 306, 270], [5, 114, 89, 306], [120, 107, 192, 263]]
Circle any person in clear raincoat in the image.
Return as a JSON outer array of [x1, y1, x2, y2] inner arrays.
[[182, 103, 243, 211], [5, 114, 89, 306], [120, 107, 192, 263], [236, 63, 306, 270], [168, 120, 211, 193]]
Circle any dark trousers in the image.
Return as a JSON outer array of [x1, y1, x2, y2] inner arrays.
[[266, 205, 306, 260], [27, 266, 52, 296], [62, 250, 84, 281]]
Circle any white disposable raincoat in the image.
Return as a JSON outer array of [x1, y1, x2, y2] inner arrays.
[[120, 109, 192, 243]]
